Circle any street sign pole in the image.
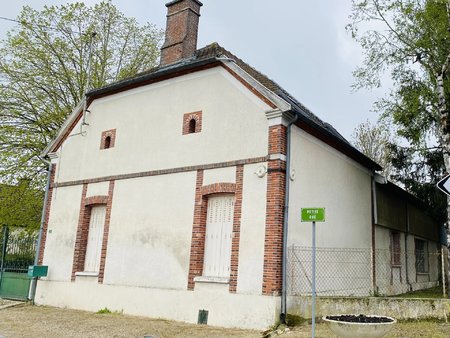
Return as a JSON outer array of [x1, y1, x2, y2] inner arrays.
[[436, 175, 450, 299], [300, 208, 324, 338], [311, 220, 316, 338]]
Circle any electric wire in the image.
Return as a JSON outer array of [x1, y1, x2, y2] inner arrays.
[[0, 16, 85, 35]]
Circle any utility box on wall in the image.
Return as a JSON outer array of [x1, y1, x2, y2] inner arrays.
[[27, 265, 48, 278]]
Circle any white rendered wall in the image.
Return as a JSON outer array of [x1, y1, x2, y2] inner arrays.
[[54, 67, 271, 184], [288, 128, 372, 249], [39, 162, 273, 328], [86, 181, 110, 197], [35, 279, 279, 329], [236, 163, 267, 295], [103, 172, 196, 289], [42, 185, 83, 281], [375, 226, 408, 295], [374, 226, 440, 295], [286, 128, 373, 296], [203, 166, 236, 186]]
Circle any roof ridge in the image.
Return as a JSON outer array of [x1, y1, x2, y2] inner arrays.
[[196, 43, 348, 144], [203, 43, 282, 92]]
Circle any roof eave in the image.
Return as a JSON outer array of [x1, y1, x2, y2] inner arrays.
[[219, 59, 292, 112], [41, 99, 85, 157], [87, 57, 222, 101], [293, 110, 382, 171]]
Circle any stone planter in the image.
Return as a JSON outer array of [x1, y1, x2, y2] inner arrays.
[[322, 314, 396, 338]]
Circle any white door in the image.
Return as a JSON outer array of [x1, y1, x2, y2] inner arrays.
[[203, 194, 234, 278], [84, 205, 106, 273]]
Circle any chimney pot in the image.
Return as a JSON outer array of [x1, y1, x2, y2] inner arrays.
[[160, 0, 203, 66]]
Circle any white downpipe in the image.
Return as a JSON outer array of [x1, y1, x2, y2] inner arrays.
[[29, 159, 52, 303], [281, 112, 298, 323]]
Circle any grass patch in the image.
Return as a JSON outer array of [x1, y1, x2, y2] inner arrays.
[[397, 317, 447, 323], [391, 286, 446, 299], [96, 307, 123, 315], [286, 314, 308, 326], [96, 308, 112, 314]]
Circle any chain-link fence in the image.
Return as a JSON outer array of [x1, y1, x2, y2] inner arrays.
[[288, 246, 448, 297]]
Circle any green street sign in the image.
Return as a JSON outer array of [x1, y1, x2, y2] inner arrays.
[[301, 208, 325, 222]]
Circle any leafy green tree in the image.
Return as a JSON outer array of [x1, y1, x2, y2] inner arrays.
[[352, 119, 394, 179], [389, 145, 447, 225], [0, 182, 43, 230], [348, 0, 450, 225], [0, 1, 163, 188]]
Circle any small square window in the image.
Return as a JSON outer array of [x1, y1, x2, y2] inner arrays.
[[183, 111, 202, 135], [100, 129, 116, 149], [415, 238, 428, 273]]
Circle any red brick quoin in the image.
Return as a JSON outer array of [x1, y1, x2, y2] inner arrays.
[[71, 181, 115, 283], [263, 124, 288, 296], [71, 183, 89, 281], [268, 125, 287, 155], [187, 170, 206, 290], [187, 167, 244, 292], [229, 165, 243, 293]]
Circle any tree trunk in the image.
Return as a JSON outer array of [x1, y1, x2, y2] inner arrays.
[[437, 70, 450, 244]]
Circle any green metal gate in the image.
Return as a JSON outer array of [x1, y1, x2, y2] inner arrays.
[[0, 226, 37, 300]]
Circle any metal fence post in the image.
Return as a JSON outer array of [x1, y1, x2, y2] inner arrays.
[[0, 226, 9, 288], [442, 247, 446, 298]]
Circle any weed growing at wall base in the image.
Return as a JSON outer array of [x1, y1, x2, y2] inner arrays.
[[96, 308, 123, 315]]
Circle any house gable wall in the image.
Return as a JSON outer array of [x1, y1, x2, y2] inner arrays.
[[54, 67, 271, 185], [39, 65, 273, 316]]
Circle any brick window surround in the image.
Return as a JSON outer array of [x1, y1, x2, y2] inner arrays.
[[71, 181, 115, 283], [182, 111, 202, 135], [100, 129, 116, 149], [187, 166, 244, 292]]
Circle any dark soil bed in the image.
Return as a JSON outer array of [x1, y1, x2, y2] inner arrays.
[[325, 314, 394, 323]]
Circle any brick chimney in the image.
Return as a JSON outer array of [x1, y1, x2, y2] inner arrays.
[[160, 0, 203, 66]]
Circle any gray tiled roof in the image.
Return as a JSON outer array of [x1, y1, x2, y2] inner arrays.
[[87, 42, 380, 170], [194, 43, 351, 144]]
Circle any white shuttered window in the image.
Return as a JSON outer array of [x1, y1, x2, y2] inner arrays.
[[84, 205, 106, 273], [203, 194, 234, 278]]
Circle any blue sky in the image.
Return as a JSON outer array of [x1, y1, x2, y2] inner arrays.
[[0, 0, 389, 140]]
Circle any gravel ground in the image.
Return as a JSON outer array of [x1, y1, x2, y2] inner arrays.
[[0, 304, 449, 337], [0, 304, 259, 338]]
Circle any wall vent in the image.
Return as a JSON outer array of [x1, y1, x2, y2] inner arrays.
[[197, 309, 208, 324]]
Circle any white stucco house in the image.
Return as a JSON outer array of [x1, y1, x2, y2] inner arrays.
[[35, 0, 445, 329]]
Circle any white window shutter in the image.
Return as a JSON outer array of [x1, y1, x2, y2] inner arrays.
[[203, 195, 234, 278], [84, 205, 106, 273]]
